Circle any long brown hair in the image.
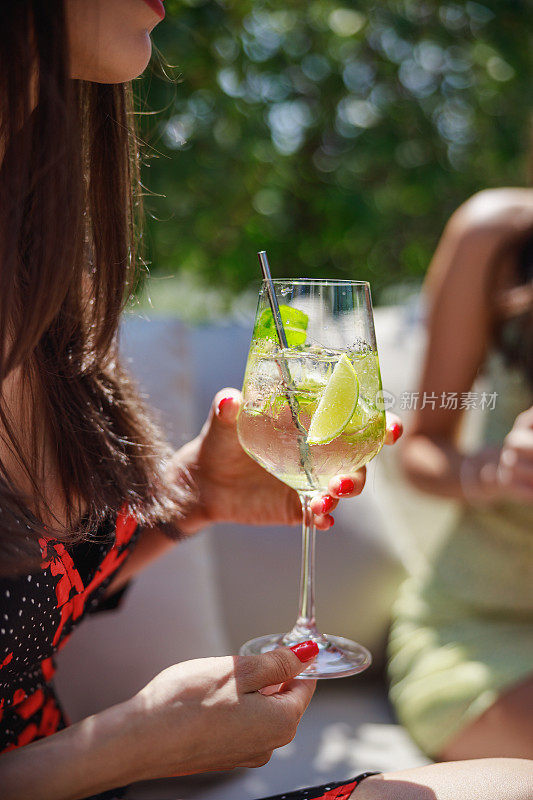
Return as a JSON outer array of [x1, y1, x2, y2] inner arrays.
[[0, 2, 182, 573]]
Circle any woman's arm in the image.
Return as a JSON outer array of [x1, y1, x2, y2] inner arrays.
[[401, 188, 533, 503], [0, 648, 316, 800], [357, 758, 533, 800], [0, 698, 138, 800]]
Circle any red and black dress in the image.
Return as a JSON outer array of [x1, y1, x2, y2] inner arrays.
[[257, 773, 379, 799], [0, 508, 139, 799]]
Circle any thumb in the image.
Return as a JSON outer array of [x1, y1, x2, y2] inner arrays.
[[236, 642, 319, 693]]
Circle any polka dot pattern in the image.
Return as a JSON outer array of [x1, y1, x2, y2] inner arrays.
[[257, 774, 379, 800], [0, 509, 139, 760]]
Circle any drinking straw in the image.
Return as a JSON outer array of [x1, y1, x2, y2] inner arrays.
[[257, 251, 316, 489], [258, 251, 289, 349]]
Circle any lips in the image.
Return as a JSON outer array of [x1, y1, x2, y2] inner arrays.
[[142, 0, 165, 20]]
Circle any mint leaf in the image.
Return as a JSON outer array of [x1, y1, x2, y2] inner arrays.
[[253, 305, 308, 347]]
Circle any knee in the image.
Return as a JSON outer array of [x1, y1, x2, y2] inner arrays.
[[438, 684, 533, 761]]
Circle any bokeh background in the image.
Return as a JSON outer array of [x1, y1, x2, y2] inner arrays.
[[135, 0, 532, 317], [58, 7, 532, 795]]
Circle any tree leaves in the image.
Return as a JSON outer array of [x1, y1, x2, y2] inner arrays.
[[138, 0, 532, 306]]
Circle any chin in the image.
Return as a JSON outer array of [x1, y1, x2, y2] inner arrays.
[[114, 30, 153, 82], [73, 31, 153, 84]]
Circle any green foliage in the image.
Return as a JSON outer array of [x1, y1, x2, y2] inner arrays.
[[137, 0, 532, 303]]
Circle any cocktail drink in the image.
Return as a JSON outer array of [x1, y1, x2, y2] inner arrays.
[[237, 279, 386, 678], [238, 348, 384, 493]]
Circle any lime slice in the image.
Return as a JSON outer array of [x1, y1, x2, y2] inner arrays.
[[344, 397, 372, 434], [254, 305, 308, 347], [307, 354, 359, 445]]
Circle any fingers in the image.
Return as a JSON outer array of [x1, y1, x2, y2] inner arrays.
[[277, 676, 317, 708], [310, 493, 338, 515], [261, 678, 317, 750], [213, 388, 242, 425], [314, 512, 335, 531], [310, 494, 337, 529], [260, 683, 284, 696], [309, 414, 403, 529], [327, 470, 366, 500], [241, 653, 317, 765], [310, 470, 366, 530], [254, 674, 316, 765], [384, 413, 403, 445], [236, 643, 319, 693]]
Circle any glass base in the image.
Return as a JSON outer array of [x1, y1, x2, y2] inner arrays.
[[239, 632, 371, 679]]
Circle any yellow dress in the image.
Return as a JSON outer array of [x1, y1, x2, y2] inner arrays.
[[387, 354, 533, 757]]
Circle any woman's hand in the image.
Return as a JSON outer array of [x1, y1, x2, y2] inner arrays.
[[0, 646, 317, 799], [168, 388, 403, 535], [129, 645, 317, 780], [497, 406, 533, 503]]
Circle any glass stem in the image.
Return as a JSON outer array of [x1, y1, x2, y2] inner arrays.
[[286, 492, 319, 642]]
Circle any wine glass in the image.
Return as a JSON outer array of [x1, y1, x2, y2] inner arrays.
[[237, 279, 386, 678]]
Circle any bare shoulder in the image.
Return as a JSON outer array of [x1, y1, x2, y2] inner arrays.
[[426, 188, 533, 299], [449, 188, 533, 238]]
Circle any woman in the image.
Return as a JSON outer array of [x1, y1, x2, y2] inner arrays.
[[390, 187, 533, 760], [0, 3, 529, 800], [0, 2, 403, 798]]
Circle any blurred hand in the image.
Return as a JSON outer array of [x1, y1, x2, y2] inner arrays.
[[129, 645, 317, 780], [168, 388, 403, 535], [497, 406, 533, 503]]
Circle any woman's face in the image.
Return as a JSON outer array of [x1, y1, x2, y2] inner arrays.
[[67, 0, 165, 83]]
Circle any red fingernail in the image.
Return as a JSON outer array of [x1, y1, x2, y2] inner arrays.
[[326, 514, 334, 528], [290, 640, 319, 662], [337, 478, 355, 496], [319, 495, 334, 514], [217, 397, 233, 415], [390, 422, 402, 442]]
